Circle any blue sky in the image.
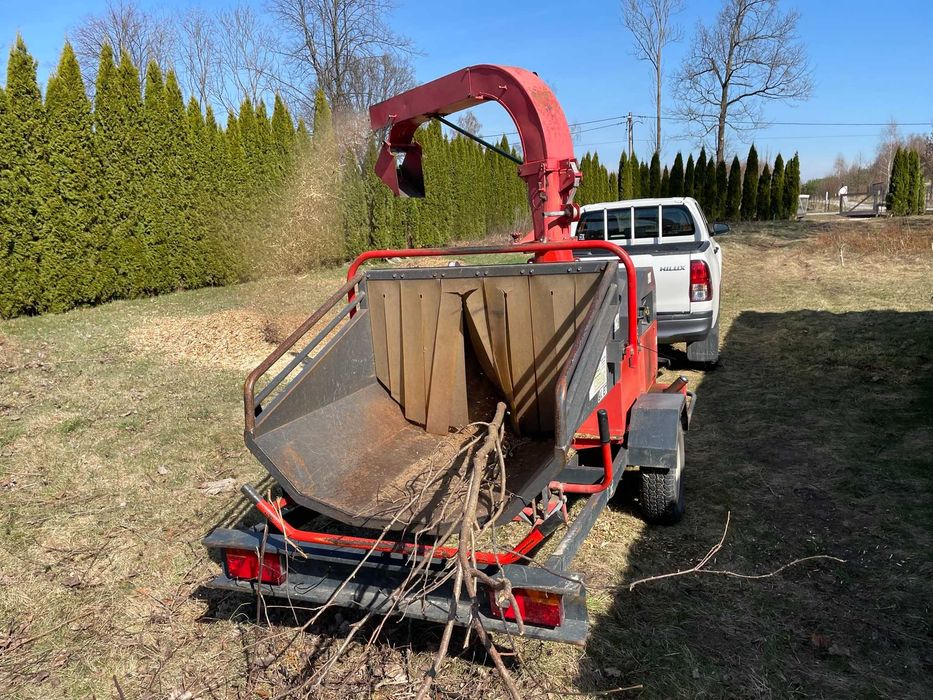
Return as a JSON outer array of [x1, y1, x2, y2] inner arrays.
[[4, 0, 932, 180]]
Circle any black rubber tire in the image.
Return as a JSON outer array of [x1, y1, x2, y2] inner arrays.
[[686, 317, 720, 366], [639, 424, 685, 525]]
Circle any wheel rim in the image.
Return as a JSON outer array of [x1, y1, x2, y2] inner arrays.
[[672, 432, 685, 506]]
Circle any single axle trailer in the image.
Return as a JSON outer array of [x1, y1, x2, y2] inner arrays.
[[203, 65, 693, 645]]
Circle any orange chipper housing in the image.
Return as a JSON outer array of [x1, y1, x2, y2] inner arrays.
[[369, 64, 582, 260]]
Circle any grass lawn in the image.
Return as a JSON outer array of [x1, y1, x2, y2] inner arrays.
[[1, 216, 931, 698]]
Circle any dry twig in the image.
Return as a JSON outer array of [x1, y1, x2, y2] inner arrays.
[[626, 511, 845, 591]]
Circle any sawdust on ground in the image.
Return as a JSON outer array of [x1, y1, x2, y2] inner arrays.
[[128, 310, 305, 371]]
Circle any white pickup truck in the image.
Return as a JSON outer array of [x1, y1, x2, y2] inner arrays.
[[570, 197, 725, 365]]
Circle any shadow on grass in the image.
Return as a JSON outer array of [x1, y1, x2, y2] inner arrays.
[[579, 309, 933, 698]]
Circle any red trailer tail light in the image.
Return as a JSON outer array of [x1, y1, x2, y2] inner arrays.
[[690, 260, 711, 302], [224, 548, 285, 585], [488, 588, 563, 628]]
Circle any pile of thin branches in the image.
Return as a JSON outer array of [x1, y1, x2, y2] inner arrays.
[[255, 401, 525, 699]]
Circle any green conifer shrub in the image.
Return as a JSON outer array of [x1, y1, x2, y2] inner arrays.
[[757, 164, 771, 220], [726, 156, 741, 220], [741, 145, 759, 220], [669, 153, 684, 197], [770, 154, 785, 220]]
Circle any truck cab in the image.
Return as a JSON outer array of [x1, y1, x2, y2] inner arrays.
[[570, 196, 724, 365]]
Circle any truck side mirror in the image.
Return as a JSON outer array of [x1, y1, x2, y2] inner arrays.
[[712, 223, 730, 236]]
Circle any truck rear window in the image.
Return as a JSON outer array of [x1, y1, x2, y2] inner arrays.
[[661, 205, 695, 236], [578, 204, 697, 242], [576, 210, 605, 239], [633, 207, 659, 238], [607, 208, 632, 239]]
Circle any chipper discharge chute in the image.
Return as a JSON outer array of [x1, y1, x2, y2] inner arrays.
[[203, 65, 694, 645]]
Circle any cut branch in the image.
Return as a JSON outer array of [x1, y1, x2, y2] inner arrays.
[[626, 511, 844, 591]]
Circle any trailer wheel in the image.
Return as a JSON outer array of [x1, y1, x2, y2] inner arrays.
[[687, 318, 719, 367], [639, 424, 685, 525]]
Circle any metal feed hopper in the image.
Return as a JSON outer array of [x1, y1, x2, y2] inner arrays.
[[204, 65, 694, 645], [244, 257, 621, 533]]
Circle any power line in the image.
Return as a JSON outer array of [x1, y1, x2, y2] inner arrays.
[[633, 114, 932, 127], [575, 133, 883, 149], [478, 113, 931, 140]]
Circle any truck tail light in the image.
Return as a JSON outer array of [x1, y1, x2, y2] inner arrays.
[[224, 548, 285, 585], [690, 260, 711, 302], [488, 588, 563, 628]]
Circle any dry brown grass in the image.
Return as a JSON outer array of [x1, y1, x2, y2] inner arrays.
[[806, 217, 933, 260], [1, 216, 931, 698]]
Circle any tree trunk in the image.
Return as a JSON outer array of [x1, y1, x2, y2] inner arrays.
[[716, 85, 728, 163], [655, 48, 662, 154]]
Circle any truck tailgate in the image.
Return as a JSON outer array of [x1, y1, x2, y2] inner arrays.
[[627, 252, 691, 314]]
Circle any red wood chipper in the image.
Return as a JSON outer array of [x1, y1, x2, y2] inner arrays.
[[203, 65, 694, 644]]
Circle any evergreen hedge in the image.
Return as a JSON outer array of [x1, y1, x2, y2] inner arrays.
[[0, 38, 529, 318]]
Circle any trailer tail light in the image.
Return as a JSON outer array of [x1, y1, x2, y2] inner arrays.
[[690, 260, 711, 302], [488, 588, 563, 628], [224, 549, 285, 585]]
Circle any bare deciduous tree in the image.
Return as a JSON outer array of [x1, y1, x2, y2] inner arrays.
[[215, 4, 280, 111], [875, 119, 901, 183], [175, 8, 217, 107], [70, 0, 175, 85], [269, 0, 415, 118], [674, 0, 812, 162], [346, 52, 414, 112], [621, 0, 683, 155], [456, 111, 482, 136]]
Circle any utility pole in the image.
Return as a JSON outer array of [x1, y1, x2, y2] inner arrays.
[[627, 112, 634, 158]]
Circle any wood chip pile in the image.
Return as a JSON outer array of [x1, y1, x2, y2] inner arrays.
[[128, 310, 289, 371]]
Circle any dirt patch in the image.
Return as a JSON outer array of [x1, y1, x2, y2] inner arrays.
[[128, 310, 282, 371]]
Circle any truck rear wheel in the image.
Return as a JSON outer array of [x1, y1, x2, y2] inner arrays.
[[639, 424, 685, 525], [686, 318, 719, 366]]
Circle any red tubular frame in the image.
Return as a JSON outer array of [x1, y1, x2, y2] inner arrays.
[[551, 440, 614, 495], [347, 239, 638, 361], [252, 495, 544, 566]]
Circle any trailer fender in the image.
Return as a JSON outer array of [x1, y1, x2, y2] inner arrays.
[[626, 393, 687, 470]]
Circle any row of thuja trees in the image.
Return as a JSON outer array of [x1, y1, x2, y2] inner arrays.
[[576, 146, 802, 222], [0, 38, 527, 318], [0, 38, 311, 318], [0, 39, 530, 319], [886, 147, 927, 216]]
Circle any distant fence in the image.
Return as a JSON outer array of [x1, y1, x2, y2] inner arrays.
[[806, 181, 932, 216], [838, 182, 888, 216]]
